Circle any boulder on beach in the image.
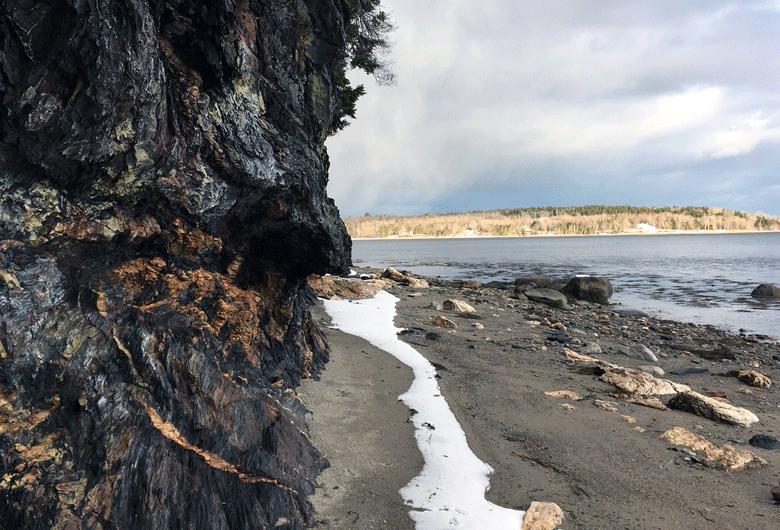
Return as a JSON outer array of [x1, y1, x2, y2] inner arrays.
[[381, 267, 406, 282], [618, 343, 659, 363], [404, 277, 429, 289], [579, 342, 603, 355], [514, 275, 552, 288], [726, 369, 771, 389], [561, 276, 613, 305], [379, 267, 428, 289], [521, 501, 565, 530], [660, 427, 767, 471], [525, 288, 572, 310], [751, 283, 780, 298], [639, 365, 665, 376], [667, 391, 759, 426], [443, 299, 476, 313], [749, 434, 780, 451]]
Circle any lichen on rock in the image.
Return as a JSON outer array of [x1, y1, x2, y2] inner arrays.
[[0, 1, 353, 528]]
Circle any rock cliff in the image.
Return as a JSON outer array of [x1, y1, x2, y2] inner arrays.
[[0, 1, 351, 528]]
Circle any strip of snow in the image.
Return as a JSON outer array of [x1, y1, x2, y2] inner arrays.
[[322, 291, 525, 529]]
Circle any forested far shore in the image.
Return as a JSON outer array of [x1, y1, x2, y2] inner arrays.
[[344, 205, 780, 238]]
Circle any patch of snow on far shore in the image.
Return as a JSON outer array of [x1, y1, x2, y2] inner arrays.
[[322, 291, 525, 529], [638, 223, 658, 232]]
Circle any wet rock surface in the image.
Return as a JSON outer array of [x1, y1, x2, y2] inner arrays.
[[751, 283, 780, 298], [1, 2, 351, 529]]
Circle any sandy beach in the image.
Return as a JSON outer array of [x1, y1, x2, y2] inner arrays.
[[300, 272, 780, 529]]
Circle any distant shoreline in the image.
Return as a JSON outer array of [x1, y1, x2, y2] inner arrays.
[[344, 205, 780, 239], [351, 228, 780, 241]]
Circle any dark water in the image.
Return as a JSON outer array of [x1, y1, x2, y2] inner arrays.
[[352, 233, 780, 337]]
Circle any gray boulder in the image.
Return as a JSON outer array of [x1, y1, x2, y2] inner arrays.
[[562, 276, 613, 305], [579, 342, 602, 355], [548, 280, 568, 291], [525, 288, 572, 310], [619, 344, 659, 363], [751, 283, 780, 298], [514, 275, 552, 288]]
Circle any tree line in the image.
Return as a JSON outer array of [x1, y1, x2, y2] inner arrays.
[[344, 206, 780, 238]]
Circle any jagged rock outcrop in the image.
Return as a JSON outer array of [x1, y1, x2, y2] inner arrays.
[[1, 1, 352, 529]]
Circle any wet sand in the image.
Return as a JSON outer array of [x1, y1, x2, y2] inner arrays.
[[300, 275, 780, 529], [300, 303, 422, 529]]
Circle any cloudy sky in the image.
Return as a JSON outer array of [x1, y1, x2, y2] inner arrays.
[[325, 0, 780, 218]]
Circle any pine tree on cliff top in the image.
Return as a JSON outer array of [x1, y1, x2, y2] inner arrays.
[[331, 0, 395, 133]]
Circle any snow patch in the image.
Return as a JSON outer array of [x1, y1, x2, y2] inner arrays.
[[323, 291, 525, 529]]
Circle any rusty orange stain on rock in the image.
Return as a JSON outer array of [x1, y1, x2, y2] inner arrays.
[[137, 398, 292, 490], [114, 257, 166, 292]]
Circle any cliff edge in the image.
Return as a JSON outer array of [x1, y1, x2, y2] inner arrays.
[[0, 1, 351, 528]]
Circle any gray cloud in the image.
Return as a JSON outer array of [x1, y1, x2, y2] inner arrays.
[[326, 0, 780, 217]]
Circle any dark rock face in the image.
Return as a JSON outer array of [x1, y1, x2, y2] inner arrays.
[[562, 276, 613, 305], [1, 2, 351, 529]]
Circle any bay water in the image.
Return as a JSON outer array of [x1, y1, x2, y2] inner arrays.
[[351, 232, 780, 338]]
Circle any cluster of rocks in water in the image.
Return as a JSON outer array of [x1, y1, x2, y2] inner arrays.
[[310, 266, 780, 508]]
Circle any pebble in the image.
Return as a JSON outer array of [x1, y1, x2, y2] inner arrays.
[[619, 343, 658, 363], [429, 316, 457, 328], [547, 331, 574, 344], [639, 365, 665, 376], [579, 342, 602, 355]]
